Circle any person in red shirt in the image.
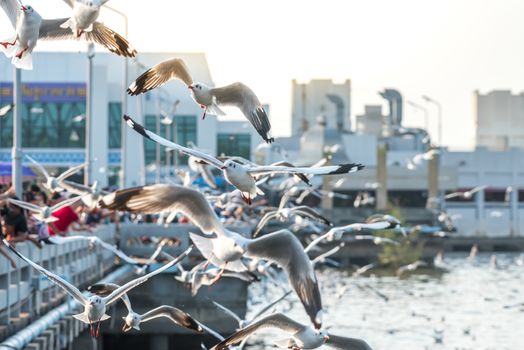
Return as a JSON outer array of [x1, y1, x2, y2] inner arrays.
[[47, 194, 91, 236]]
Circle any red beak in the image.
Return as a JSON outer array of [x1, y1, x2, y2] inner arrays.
[[188, 86, 193, 90], [21, 5, 27, 11], [220, 166, 226, 170]]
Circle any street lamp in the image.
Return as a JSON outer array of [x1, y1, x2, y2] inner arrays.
[[104, 5, 128, 187], [12, 68, 22, 197], [407, 100, 429, 130], [85, 43, 95, 185], [422, 95, 442, 147]]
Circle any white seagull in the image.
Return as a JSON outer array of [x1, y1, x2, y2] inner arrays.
[[252, 206, 332, 237], [7, 196, 81, 223], [0, 0, 136, 70], [100, 184, 324, 329], [87, 282, 203, 333], [210, 313, 373, 350], [26, 155, 88, 193], [60, 0, 109, 37], [445, 185, 487, 200], [126, 58, 275, 142], [124, 115, 364, 204], [61, 180, 107, 208], [0, 104, 13, 118], [2, 239, 192, 337]]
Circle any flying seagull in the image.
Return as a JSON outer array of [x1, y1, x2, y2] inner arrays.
[[99, 184, 324, 329], [124, 115, 364, 204], [0, 0, 136, 70], [60, 0, 110, 37], [61, 180, 108, 208], [26, 155, 88, 192], [445, 185, 487, 200], [2, 239, 192, 337], [210, 313, 373, 350], [87, 282, 202, 333], [7, 196, 82, 223], [126, 58, 274, 143], [253, 206, 332, 237], [0, 104, 13, 118]]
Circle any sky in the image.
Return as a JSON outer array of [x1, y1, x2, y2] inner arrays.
[[2, 0, 524, 150]]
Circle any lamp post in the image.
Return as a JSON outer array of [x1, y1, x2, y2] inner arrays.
[[12, 68, 22, 196], [422, 95, 442, 147], [104, 5, 128, 187], [84, 43, 95, 185], [407, 100, 429, 131]]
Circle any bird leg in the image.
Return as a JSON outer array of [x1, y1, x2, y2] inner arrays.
[[0, 38, 16, 49], [95, 320, 101, 338], [240, 193, 252, 205], [201, 106, 207, 120], [76, 29, 85, 38], [15, 48, 27, 59], [88, 316, 94, 337], [209, 265, 226, 285]]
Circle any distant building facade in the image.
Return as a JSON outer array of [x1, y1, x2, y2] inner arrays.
[[474, 90, 524, 151], [291, 79, 351, 136]]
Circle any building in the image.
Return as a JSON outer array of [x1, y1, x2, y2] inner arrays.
[[0, 52, 261, 187], [291, 79, 351, 136], [474, 90, 524, 151]]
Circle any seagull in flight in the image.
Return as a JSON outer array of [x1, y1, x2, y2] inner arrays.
[[7, 196, 82, 223], [100, 184, 324, 329], [445, 185, 487, 200], [126, 58, 274, 143], [253, 206, 332, 237], [210, 313, 373, 350], [0, 0, 136, 70], [59, 0, 109, 37], [2, 239, 192, 337], [87, 282, 203, 333], [124, 115, 364, 204], [0, 104, 13, 118], [26, 155, 88, 193]]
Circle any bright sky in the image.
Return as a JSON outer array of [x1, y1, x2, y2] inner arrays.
[[2, 0, 524, 149]]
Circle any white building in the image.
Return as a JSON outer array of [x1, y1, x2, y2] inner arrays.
[[474, 90, 524, 151], [291, 79, 351, 136], [0, 52, 261, 187]]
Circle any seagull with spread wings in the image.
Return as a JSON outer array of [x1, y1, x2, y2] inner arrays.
[[210, 313, 373, 350], [445, 185, 487, 200], [99, 184, 324, 329], [126, 57, 274, 143], [252, 206, 332, 237], [7, 196, 82, 223], [26, 155, 88, 193], [124, 115, 364, 204], [0, 0, 136, 69], [87, 282, 203, 333], [2, 239, 192, 337]]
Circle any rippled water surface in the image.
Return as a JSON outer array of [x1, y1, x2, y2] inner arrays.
[[245, 253, 524, 350]]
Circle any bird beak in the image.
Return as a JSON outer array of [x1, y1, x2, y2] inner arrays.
[[220, 166, 226, 170], [21, 5, 27, 11], [323, 335, 330, 341], [188, 86, 194, 90]]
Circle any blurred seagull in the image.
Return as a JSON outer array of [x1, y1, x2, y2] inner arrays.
[[26, 155, 88, 192], [0, 104, 13, 117], [88, 282, 202, 333], [60, 0, 108, 37], [0, 0, 136, 70], [2, 239, 192, 337], [445, 185, 487, 200], [210, 313, 373, 350], [396, 260, 428, 277], [100, 184, 324, 329], [253, 206, 332, 237], [124, 115, 364, 204], [126, 58, 274, 143], [61, 180, 107, 208], [7, 196, 81, 223]]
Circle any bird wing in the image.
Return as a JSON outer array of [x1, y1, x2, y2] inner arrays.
[[246, 230, 323, 329], [290, 206, 331, 226], [311, 243, 344, 266], [50, 196, 82, 212], [326, 335, 373, 350], [99, 184, 225, 235], [25, 155, 50, 179], [140, 305, 202, 333], [124, 115, 224, 169], [39, 20, 136, 57], [252, 211, 278, 237], [127, 58, 193, 95], [62, 0, 75, 8], [212, 301, 242, 323], [60, 180, 93, 196], [197, 163, 218, 189], [2, 239, 87, 304], [6, 198, 42, 213], [211, 82, 273, 143], [269, 161, 311, 186], [470, 185, 487, 194], [47, 235, 91, 244], [104, 246, 192, 306], [210, 313, 303, 350], [87, 282, 133, 313], [56, 162, 88, 182], [93, 237, 139, 265], [0, 0, 20, 28], [444, 192, 461, 199], [248, 163, 364, 177]]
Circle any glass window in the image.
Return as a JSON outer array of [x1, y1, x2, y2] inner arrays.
[[217, 134, 251, 159], [108, 102, 121, 149]]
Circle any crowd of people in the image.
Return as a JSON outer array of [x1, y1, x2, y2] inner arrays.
[[0, 183, 111, 268]]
